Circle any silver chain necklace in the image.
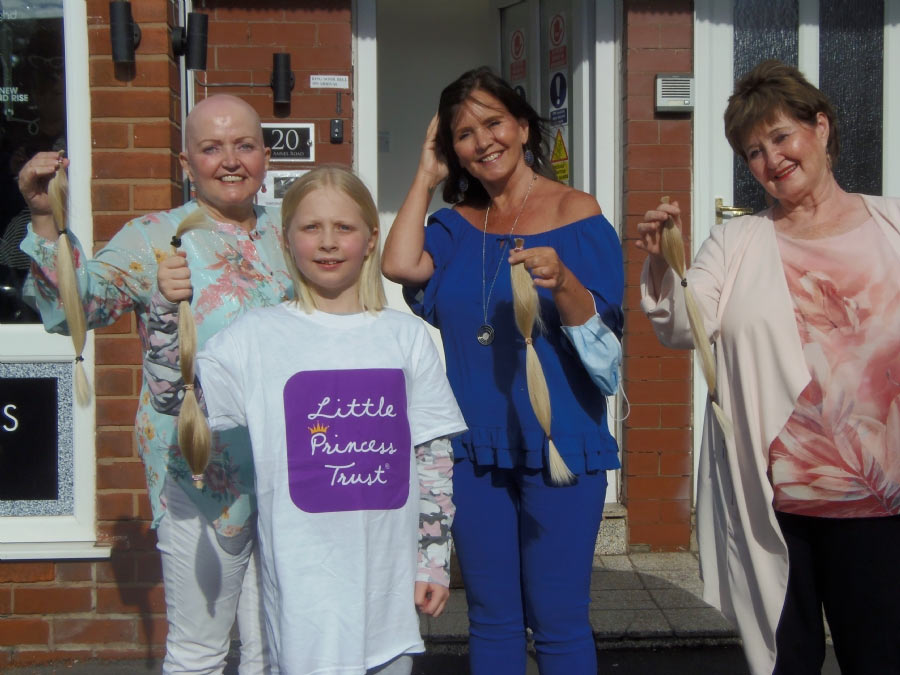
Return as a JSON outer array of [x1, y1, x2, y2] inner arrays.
[[478, 173, 537, 346]]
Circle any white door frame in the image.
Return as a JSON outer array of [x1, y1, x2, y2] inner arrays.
[[353, 0, 378, 200]]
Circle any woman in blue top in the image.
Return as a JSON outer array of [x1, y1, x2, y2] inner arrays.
[[382, 67, 624, 675]]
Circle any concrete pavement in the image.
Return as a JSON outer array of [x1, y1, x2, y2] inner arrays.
[[6, 551, 761, 674], [422, 551, 738, 651]]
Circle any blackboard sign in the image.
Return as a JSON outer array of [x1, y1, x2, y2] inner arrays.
[[262, 123, 315, 162], [0, 377, 58, 500]]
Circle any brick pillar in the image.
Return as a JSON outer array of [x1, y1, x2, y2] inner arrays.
[[622, 0, 694, 551]]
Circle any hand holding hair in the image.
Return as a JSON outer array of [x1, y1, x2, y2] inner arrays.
[[158, 252, 193, 304], [508, 245, 569, 291], [18, 151, 70, 219], [510, 237, 575, 485], [655, 196, 733, 438], [47, 155, 91, 407], [636, 200, 682, 288], [169, 208, 214, 488]]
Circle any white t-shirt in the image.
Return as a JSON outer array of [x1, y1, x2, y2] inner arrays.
[[197, 304, 466, 674]]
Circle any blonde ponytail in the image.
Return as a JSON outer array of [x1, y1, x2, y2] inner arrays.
[[48, 160, 91, 407], [170, 208, 213, 488], [510, 237, 575, 486], [659, 197, 733, 437]]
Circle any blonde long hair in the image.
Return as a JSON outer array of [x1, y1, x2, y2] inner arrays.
[[659, 197, 732, 437], [169, 208, 214, 487], [47, 164, 91, 406], [510, 238, 575, 485], [280, 166, 386, 313]]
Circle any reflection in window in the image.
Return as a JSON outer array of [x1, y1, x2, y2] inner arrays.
[[0, 1, 66, 323], [819, 0, 883, 196], [732, 0, 798, 215]]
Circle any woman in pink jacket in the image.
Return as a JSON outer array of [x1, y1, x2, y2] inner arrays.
[[638, 60, 900, 675]]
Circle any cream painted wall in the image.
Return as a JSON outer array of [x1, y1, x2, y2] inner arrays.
[[376, 0, 499, 318]]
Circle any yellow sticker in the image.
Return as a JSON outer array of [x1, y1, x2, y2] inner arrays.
[[551, 129, 569, 162], [553, 161, 570, 183]]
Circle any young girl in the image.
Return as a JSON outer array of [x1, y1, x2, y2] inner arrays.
[[147, 166, 467, 675]]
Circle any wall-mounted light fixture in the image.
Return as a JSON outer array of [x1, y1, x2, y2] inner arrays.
[[172, 12, 208, 71], [271, 53, 295, 106], [109, 1, 142, 65], [188, 46, 294, 115]]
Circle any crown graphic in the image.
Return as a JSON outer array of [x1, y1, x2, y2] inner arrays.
[[308, 423, 329, 435]]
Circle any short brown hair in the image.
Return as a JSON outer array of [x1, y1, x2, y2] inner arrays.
[[724, 60, 839, 162]]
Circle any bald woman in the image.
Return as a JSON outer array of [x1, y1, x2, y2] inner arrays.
[[18, 95, 289, 673]]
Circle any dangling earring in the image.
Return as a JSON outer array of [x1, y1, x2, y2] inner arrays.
[[458, 174, 469, 194], [524, 147, 535, 167]]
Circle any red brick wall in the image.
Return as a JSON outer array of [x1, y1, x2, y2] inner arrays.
[[202, 0, 353, 166], [0, 0, 353, 667], [622, 0, 694, 552]]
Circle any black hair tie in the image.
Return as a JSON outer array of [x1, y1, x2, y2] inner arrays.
[[170, 235, 182, 248]]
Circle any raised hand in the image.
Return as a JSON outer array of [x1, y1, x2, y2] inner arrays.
[[418, 114, 449, 190], [635, 199, 682, 262], [18, 151, 68, 218]]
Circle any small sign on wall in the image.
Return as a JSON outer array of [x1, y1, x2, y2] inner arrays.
[[262, 123, 315, 162], [258, 170, 310, 208], [310, 74, 349, 89]]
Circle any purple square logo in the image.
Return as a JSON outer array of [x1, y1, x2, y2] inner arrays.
[[283, 369, 411, 513]]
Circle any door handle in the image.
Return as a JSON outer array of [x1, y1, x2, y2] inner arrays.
[[715, 197, 753, 224]]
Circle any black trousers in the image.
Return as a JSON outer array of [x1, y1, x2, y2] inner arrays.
[[773, 511, 900, 675]]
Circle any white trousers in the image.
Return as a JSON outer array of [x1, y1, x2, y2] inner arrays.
[[157, 479, 270, 674]]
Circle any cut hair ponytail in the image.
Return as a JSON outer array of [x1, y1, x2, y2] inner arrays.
[[48, 159, 90, 407], [170, 208, 213, 488], [659, 197, 733, 438], [510, 238, 575, 486]]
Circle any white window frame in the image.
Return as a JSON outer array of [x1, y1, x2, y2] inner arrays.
[[0, 0, 105, 560]]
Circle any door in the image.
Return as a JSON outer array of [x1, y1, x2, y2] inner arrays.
[[692, 0, 900, 488], [499, 0, 586, 192]]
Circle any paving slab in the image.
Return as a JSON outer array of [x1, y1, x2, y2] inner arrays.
[[4, 552, 747, 673]]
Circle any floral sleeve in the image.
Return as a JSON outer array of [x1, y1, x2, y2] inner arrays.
[[21, 217, 159, 333], [416, 436, 455, 587]]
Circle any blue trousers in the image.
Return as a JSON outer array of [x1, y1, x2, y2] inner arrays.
[[451, 457, 607, 675]]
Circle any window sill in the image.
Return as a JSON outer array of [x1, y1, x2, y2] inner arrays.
[[0, 541, 112, 560]]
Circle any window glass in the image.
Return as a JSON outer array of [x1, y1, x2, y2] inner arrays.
[[0, 0, 65, 323], [819, 0, 883, 196], [732, 0, 799, 214]]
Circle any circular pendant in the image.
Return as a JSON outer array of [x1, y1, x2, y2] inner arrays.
[[477, 324, 495, 346]]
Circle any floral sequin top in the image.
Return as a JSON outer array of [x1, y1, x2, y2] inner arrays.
[[21, 201, 292, 535], [770, 218, 900, 517]]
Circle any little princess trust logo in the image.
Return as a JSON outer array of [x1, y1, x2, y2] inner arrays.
[[283, 369, 411, 513]]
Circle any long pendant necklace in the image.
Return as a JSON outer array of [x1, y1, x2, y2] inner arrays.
[[478, 173, 537, 346]]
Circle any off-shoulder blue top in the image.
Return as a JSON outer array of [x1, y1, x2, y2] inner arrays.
[[404, 208, 624, 473]]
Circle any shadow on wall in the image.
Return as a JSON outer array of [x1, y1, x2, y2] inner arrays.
[[107, 519, 166, 667]]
